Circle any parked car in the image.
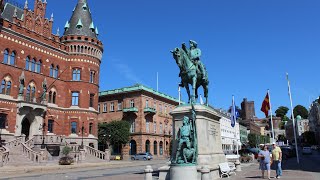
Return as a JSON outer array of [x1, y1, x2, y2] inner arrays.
[[311, 145, 319, 150], [280, 146, 296, 160], [131, 152, 153, 161], [302, 146, 312, 155]]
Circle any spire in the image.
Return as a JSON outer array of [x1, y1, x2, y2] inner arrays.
[[56, 28, 60, 36], [24, 0, 28, 9], [95, 27, 99, 35], [43, 0, 47, 3], [63, 0, 97, 38]]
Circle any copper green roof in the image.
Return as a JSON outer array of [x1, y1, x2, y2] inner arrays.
[[99, 84, 180, 104]]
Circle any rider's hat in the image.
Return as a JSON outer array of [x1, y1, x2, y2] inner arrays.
[[189, 40, 198, 47]]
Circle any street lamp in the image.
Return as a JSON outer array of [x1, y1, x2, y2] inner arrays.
[[79, 122, 85, 149]]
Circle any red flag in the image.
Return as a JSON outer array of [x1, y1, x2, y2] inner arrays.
[[261, 93, 270, 117]]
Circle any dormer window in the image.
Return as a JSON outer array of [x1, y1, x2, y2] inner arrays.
[[76, 19, 83, 29], [82, 3, 88, 11]]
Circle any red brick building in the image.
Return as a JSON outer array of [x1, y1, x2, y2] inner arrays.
[[98, 84, 180, 158], [0, 0, 103, 148]]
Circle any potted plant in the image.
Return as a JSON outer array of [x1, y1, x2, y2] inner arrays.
[[59, 146, 74, 165]]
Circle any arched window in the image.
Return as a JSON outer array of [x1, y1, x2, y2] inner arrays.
[[36, 60, 42, 73], [49, 89, 57, 104], [72, 68, 81, 81], [50, 64, 54, 77], [89, 122, 93, 134], [1, 78, 12, 95], [10, 51, 15, 65], [52, 92, 56, 104], [154, 141, 158, 155], [26, 85, 36, 102], [31, 59, 36, 72], [90, 71, 95, 83], [54, 66, 59, 78], [48, 120, 54, 133], [25, 56, 30, 70], [3, 49, 9, 64]]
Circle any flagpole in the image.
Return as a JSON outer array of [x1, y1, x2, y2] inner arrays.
[[286, 73, 300, 164], [232, 95, 239, 157], [268, 89, 275, 143], [178, 85, 181, 105]]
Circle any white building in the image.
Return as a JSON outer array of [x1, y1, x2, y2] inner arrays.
[[218, 110, 241, 154]]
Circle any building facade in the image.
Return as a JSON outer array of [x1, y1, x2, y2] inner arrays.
[[218, 110, 241, 153], [98, 84, 179, 158], [0, 0, 102, 147], [285, 115, 309, 144], [239, 124, 248, 146]]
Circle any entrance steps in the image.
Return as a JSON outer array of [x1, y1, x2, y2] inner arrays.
[[6, 145, 40, 167]]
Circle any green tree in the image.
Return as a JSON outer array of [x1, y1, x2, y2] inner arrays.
[[303, 131, 316, 145], [293, 105, 308, 119], [275, 106, 289, 119], [98, 121, 130, 152]]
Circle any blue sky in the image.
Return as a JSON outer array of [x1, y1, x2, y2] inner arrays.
[[38, 0, 320, 118]]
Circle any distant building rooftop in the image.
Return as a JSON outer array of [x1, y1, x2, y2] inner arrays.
[[99, 84, 180, 103]]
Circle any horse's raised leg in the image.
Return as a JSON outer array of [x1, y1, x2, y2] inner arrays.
[[204, 84, 209, 106]]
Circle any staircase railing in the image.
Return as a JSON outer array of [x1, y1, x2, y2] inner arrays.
[[4, 136, 23, 149], [85, 145, 110, 161], [25, 136, 35, 148], [21, 142, 47, 163], [0, 146, 9, 167]]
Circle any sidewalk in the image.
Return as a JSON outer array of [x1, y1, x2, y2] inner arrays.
[[229, 161, 317, 180]]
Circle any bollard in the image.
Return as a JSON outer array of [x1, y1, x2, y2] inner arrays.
[[235, 159, 242, 172], [201, 165, 210, 180], [144, 165, 153, 180]]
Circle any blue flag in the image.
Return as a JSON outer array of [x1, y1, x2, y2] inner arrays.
[[231, 96, 238, 128]]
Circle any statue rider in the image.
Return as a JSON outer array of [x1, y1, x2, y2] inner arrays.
[[182, 40, 207, 81], [175, 116, 193, 163]]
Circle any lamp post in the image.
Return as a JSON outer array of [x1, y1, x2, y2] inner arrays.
[[80, 122, 85, 149]]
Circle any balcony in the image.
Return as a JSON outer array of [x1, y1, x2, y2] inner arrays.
[[123, 107, 138, 113], [144, 107, 156, 115]]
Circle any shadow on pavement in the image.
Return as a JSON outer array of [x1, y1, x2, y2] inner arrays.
[[244, 176, 262, 179]]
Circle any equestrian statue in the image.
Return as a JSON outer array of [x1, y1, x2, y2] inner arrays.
[[171, 40, 209, 105]]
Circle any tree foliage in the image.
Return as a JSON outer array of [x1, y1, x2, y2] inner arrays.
[[98, 121, 131, 146], [302, 131, 316, 145], [248, 133, 270, 147], [275, 106, 289, 119], [293, 105, 308, 119]]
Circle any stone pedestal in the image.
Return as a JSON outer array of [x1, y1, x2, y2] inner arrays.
[[170, 104, 226, 180], [170, 165, 197, 180]]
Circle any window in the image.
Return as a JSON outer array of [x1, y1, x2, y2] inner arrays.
[[118, 101, 122, 111], [31, 59, 36, 72], [159, 104, 162, 113], [89, 94, 94, 107], [48, 90, 57, 104], [146, 100, 149, 108], [90, 71, 95, 83], [110, 102, 114, 111], [36, 60, 42, 73], [165, 106, 167, 114], [165, 124, 168, 135], [103, 103, 107, 112], [146, 120, 150, 133], [50, 64, 54, 77], [154, 102, 156, 110], [25, 56, 30, 70], [48, 120, 54, 133], [153, 122, 157, 133], [98, 104, 100, 113], [72, 68, 81, 81], [1, 80, 11, 95], [130, 119, 135, 133], [89, 122, 93, 134], [54, 66, 59, 78], [71, 122, 77, 134], [10, 51, 15, 65], [0, 113, 7, 129], [160, 123, 163, 134], [71, 92, 79, 106], [130, 99, 135, 108], [3, 49, 9, 64], [26, 85, 36, 102]]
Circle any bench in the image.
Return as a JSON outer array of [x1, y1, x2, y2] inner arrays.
[[219, 162, 236, 178]]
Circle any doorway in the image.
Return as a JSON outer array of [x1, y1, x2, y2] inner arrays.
[[21, 118, 31, 140]]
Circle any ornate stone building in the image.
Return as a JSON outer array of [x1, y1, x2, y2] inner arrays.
[[98, 84, 179, 158], [0, 0, 103, 148]]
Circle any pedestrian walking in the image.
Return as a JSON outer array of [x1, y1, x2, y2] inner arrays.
[[272, 142, 282, 179], [258, 145, 271, 179]]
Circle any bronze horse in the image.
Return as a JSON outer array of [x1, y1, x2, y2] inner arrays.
[[171, 47, 209, 105]]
